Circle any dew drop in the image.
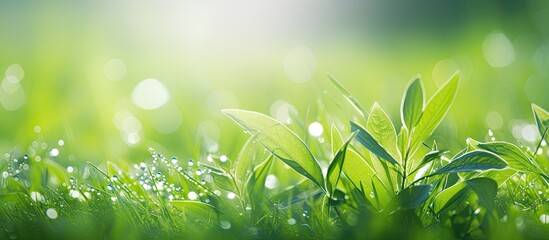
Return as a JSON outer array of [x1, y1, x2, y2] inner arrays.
[[287, 218, 296, 225], [46, 208, 58, 219], [2, 171, 8, 178], [227, 192, 236, 199], [69, 190, 81, 199], [474, 208, 481, 215], [188, 191, 198, 200], [67, 166, 74, 173], [219, 155, 228, 163], [171, 157, 178, 164], [540, 214, 549, 224], [220, 220, 231, 230], [265, 174, 279, 189], [308, 122, 323, 137], [188, 159, 194, 166]]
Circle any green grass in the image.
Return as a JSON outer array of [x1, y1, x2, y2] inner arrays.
[[1, 72, 548, 240]]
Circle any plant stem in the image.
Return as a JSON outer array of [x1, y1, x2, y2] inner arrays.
[[400, 148, 411, 191]]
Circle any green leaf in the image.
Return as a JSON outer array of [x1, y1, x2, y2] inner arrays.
[[223, 109, 325, 191], [328, 73, 369, 117], [331, 123, 343, 156], [342, 148, 376, 200], [386, 184, 433, 213], [350, 121, 400, 166], [433, 178, 497, 214], [233, 136, 268, 187], [532, 104, 549, 141], [0, 192, 25, 204], [247, 156, 273, 210], [410, 72, 459, 153], [327, 131, 358, 196], [420, 150, 449, 167], [433, 150, 507, 175], [271, 180, 322, 208], [366, 102, 401, 163], [170, 200, 218, 223], [433, 180, 469, 214], [401, 76, 424, 129], [479, 169, 517, 187], [477, 142, 537, 173]]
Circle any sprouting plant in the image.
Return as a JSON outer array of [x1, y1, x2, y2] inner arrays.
[[222, 72, 548, 238], [1, 71, 548, 240]]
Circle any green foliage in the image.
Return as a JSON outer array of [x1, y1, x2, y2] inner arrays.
[[409, 72, 459, 154], [432, 150, 507, 175], [401, 76, 424, 129], [350, 121, 400, 166], [1, 72, 548, 240], [223, 109, 325, 192]]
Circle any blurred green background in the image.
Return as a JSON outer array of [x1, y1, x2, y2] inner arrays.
[[1, 0, 549, 166]]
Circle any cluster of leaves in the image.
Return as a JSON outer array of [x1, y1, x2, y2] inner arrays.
[[1, 72, 548, 239]]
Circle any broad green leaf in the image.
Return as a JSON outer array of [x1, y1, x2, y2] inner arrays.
[[328, 73, 369, 117], [342, 148, 376, 200], [371, 175, 393, 209], [419, 150, 448, 168], [350, 121, 399, 166], [327, 131, 358, 196], [271, 180, 322, 208], [433, 150, 507, 175], [247, 156, 273, 210], [233, 136, 268, 187], [234, 136, 256, 186], [532, 104, 549, 141], [170, 200, 218, 223], [44, 159, 70, 186], [477, 142, 538, 173], [386, 184, 433, 213], [366, 102, 401, 163], [467, 177, 498, 212], [433, 178, 497, 214], [223, 109, 325, 191], [433, 180, 469, 214], [410, 72, 459, 153], [401, 76, 424, 129], [479, 169, 517, 187]]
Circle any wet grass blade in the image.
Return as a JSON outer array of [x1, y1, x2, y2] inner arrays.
[[328, 73, 369, 117]]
